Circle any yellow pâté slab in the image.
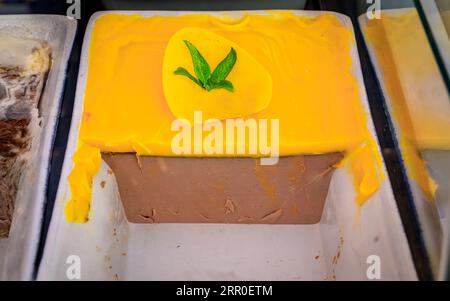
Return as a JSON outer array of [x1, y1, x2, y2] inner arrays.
[[65, 12, 383, 222]]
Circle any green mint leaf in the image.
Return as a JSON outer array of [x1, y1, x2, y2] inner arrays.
[[183, 40, 211, 86], [209, 80, 234, 92], [211, 47, 237, 82], [173, 40, 236, 93], [174, 67, 203, 88]]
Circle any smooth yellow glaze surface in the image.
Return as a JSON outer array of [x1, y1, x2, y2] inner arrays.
[[364, 9, 450, 200], [65, 12, 384, 222], [163, 27, 272, 122]]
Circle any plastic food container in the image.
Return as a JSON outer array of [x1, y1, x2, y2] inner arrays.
[[359, 8, 450, 279], [38, 10, 416, 280], [0, 15, 77, 280]]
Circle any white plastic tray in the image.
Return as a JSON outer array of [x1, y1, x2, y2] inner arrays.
[[38, 10, 417, 280], [0, 15, 77, 280], [358, 9, 446, 277]]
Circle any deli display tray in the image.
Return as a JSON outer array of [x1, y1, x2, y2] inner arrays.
[[38, 10, 416, 280], [0, 15, 77, 280], [359, 8, 450, 279]]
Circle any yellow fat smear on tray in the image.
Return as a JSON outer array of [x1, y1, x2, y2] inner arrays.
[[65, 12, 384, 222], [364, 9, 450, 200], [64, 142, 101, 222]]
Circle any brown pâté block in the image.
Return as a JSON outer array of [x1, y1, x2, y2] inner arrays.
[[103, 153, 343, 224]]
